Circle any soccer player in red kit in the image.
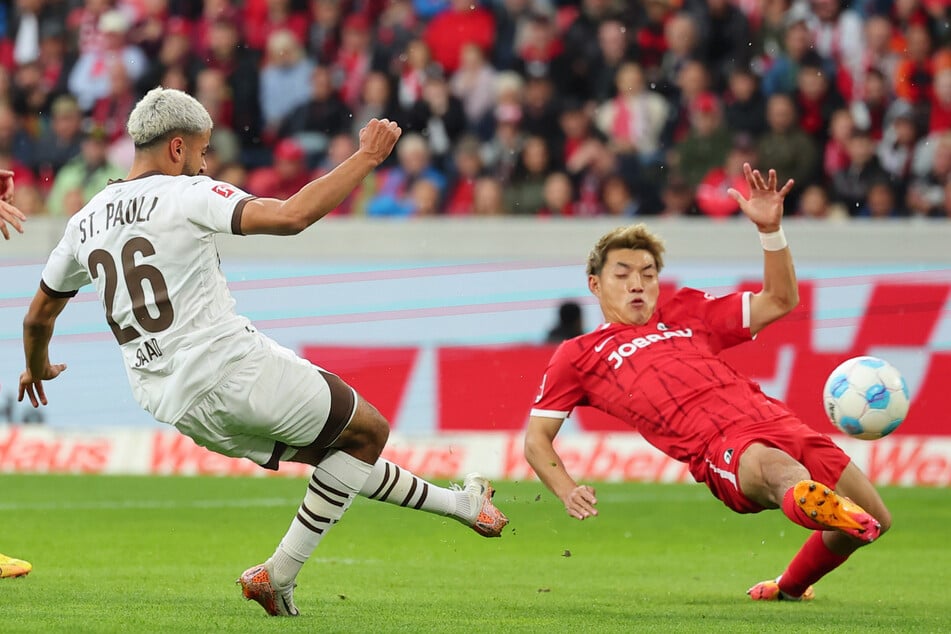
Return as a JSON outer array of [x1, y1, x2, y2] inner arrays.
[[524, 163, 891, 601]]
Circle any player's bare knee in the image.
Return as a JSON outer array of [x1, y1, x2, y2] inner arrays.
[[339, 398, 389, 459], [740, 444, 808, 506], [876, 506, 892, 535], [360, 402, 390, 454]]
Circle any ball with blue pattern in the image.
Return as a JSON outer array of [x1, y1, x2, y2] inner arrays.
[[822, 356, 910, 440]]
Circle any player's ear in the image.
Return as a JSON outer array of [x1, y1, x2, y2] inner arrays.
[[588, 275, 601, 297], [170, 138, 184, 162]]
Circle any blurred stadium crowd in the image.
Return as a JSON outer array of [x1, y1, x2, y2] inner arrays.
[[1, 0, 950, 219]]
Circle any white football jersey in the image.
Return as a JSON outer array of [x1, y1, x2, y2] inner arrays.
[[41, 173, 257, 423]]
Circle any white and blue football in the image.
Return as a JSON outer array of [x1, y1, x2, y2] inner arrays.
[[822, 356, 910, 440]]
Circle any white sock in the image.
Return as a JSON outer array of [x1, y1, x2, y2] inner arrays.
[[360, 458, 473, 520], [268, 451, 372, 588]]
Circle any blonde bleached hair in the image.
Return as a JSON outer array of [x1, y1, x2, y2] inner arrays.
[[127, 86, 213, 148], [586, 223, 666, 276]]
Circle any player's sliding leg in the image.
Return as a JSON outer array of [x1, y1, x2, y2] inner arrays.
[[239, 397, 387, 617], [0, 553, 32, 579], [359, 459, 509, 537], [747, 577, 815, 601], [743, 453, 890, 601], [738, 444, 883, 539], [791, 480, 881, 542]]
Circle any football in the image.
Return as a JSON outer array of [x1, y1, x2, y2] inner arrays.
[[822, 356, 910, 440]]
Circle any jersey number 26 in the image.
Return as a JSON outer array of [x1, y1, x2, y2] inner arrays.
[[88, 237, 174, 345]]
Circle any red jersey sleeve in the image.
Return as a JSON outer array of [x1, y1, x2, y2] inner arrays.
[[678, 288, 753, 353], [530, 342, 587, 419]]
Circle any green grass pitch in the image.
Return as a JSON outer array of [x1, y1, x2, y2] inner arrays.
[[2, 475, 950, 633]]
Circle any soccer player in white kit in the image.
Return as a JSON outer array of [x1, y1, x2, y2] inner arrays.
[[17, 88, 508, 616]]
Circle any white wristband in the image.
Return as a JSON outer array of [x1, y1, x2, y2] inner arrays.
[[759, 228, 787, 251]]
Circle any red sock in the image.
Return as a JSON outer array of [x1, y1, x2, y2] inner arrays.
[[781, 485, 825, 531], [778, 531, 850, 598]]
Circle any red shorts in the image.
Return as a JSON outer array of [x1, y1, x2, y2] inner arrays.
[[699, 417, 852, 514]]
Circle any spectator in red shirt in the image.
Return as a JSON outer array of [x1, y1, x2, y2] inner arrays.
[[90, 59, 137, 145], [850, 68, 889, 141], [66, 0, 113, 57], [335, 13, 374, 108], [243, 0, 310, 53], [695, 134, 756, 219], [894, 22, 935, 108], [537, 171, 577, 217], [636, 0, 677, 86], [557, 98, 599, 168], [191, 0, 239, 59], [67, 9, 148, 112], [245, 138, 314, 200], [307, 0, 342, 64], [134, 17, 203, 98], [397, 39, 432, 112], [195, 67, 237, 137], [424, 0, 495, 74], [793, 59, 846, 146], [444, 135, 484, 215], [372, 0, 420, 76], [929, 67, 951, 134], [513, 12, 565, 80], [128, 2, 177, 58], [823, 108, 855, 180]]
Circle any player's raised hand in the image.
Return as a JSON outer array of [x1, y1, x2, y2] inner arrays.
[[0, 168, 25, 240], [0, 201, 26, 240], [728, 163, 794, 232], [0, 168, 15, 202], [563, 484, 599, 520], [18, 363, 67, 407], [359, 118, 402, 166]]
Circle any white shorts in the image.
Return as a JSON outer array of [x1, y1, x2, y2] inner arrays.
[[173, 335, 356, 469]]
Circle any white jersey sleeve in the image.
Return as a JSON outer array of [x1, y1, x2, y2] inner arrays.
[[179, 178, 254, 235], [41, 225, 91, 296]]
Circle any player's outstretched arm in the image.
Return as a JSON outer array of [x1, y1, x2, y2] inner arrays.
[[524, 415, 599, 520], [0, 169, 26, 240], [239, 119, 402, 235], [19, 290, 70, 407], [728, 163, 799, 336]]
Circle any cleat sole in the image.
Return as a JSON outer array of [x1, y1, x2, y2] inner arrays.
[[793, 480, 881, 542]]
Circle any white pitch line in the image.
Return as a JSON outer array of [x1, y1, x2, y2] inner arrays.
[[0, 497, 300, 511]]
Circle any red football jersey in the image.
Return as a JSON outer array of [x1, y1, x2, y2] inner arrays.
[[531, 288, 795, 476]]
